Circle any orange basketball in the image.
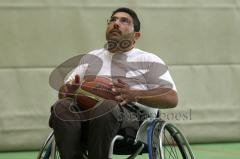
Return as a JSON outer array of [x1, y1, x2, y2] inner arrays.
[[75, 76, 117, 110]]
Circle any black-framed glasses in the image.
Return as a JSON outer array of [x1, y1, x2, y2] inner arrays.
[[107, 16, 131, 25]]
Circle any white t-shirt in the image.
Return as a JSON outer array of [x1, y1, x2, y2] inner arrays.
[[66, 48, 177, 117]]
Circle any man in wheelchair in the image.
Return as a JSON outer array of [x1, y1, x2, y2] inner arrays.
[[49, 7, 178, 159]]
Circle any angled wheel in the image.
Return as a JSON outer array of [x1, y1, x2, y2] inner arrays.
[[147, 119, 195, 159], [37, 131, 60, 159]]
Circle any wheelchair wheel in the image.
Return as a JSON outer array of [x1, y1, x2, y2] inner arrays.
[[147, 119, 195, 159], [37, 131, 60, 159]]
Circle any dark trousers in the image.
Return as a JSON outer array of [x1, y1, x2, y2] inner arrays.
[[49, 98, 145, 159]]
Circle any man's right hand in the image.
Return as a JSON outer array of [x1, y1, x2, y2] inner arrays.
[[58, 75, 80, 99]]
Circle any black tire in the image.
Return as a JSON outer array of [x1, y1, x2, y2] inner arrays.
[[37, 131, 60, 159]]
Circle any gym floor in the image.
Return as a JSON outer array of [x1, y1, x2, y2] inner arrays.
[[0, 142, 239, 159]]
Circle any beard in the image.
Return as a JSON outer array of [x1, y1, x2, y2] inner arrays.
[[105, 32, 135, 53], [106, 29, 122, 42], [106, 29, 135, 42], [105, 27, 135, 53]]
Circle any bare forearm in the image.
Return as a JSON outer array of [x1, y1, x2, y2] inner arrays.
[[135, 89, 178, 109], [113, 80, 178, 108]]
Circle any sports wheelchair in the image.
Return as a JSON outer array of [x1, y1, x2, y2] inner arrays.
[[37, 117, 195, 159]]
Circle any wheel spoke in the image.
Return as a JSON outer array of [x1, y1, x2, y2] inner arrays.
[[163, 128, 176, 159]]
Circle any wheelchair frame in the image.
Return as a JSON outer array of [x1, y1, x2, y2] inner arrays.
[[37, 118, 195, 159]]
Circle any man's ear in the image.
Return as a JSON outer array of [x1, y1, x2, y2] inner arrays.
[[134, 32, 141, 41]]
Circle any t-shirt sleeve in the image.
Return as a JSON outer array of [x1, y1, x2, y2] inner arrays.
[[144, 53, 177, 91]]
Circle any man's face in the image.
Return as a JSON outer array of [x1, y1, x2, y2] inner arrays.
[[106, 12, 135, 42]]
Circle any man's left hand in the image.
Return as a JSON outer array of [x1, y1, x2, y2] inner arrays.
[[112, 79, 141, 106]]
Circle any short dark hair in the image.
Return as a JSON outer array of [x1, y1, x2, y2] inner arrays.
[[111, 7, 141, 32]]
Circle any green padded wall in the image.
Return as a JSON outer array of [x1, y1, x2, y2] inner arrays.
[[0, 0, 240, 151]]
